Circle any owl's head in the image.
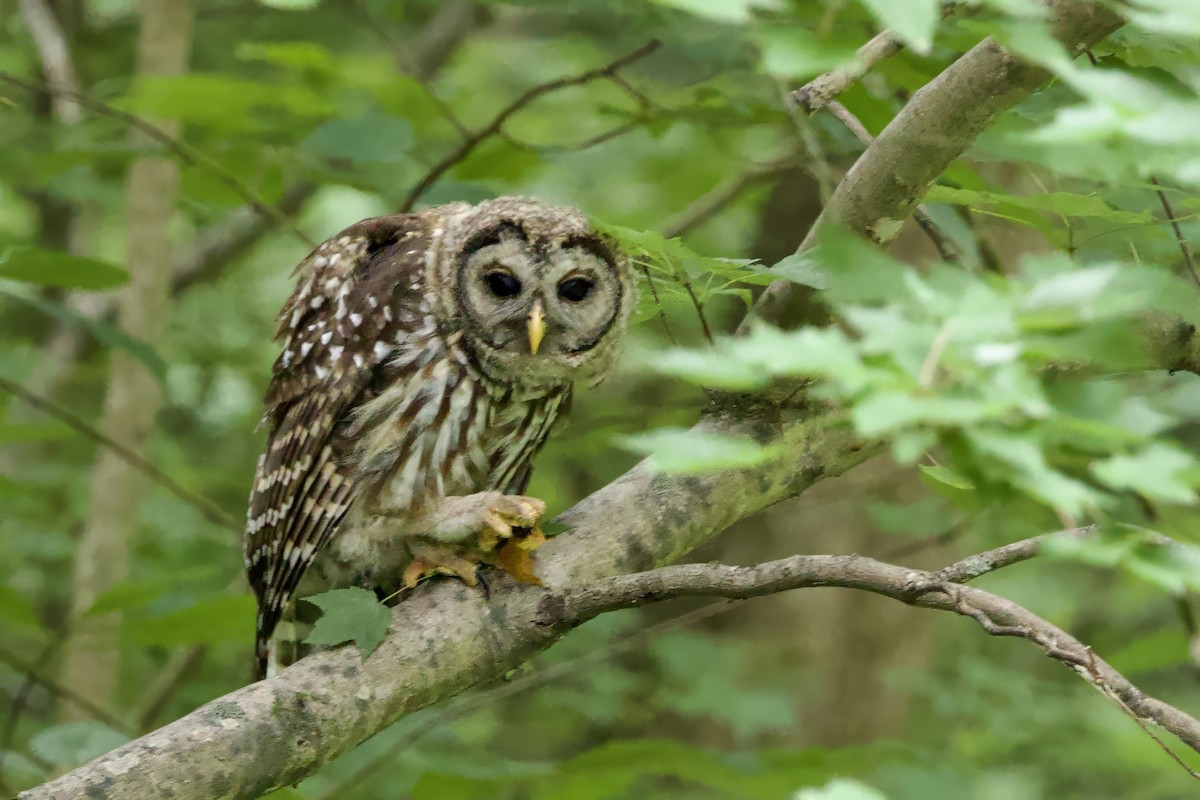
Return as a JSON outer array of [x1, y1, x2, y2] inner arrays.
[[431, 197, 635, 391]]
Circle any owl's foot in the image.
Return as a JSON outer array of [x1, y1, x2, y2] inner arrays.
[[476, 494, 546, 551], [403, 493, 549, 589], [422, 491, 545, 547], [402, 543, 483, 589]]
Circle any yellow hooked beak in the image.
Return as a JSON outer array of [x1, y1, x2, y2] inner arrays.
[[527, 299, 546, 356]]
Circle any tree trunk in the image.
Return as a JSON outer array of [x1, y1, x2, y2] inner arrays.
[[59, 0, 193, 720]]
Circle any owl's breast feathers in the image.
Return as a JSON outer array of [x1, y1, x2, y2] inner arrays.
[[243, 212, 569, 677]]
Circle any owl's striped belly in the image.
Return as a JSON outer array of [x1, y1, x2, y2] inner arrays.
[[300, 337, 566, 594]]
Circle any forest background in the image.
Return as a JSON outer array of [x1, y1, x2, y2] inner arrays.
[[5, 0, 1200, 798]]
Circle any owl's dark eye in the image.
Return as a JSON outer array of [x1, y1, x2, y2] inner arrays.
[[484, 270, 522, 298], [557, 277, 594, 303]]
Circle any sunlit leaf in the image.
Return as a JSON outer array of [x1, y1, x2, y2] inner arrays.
[[858, 0, 940, 54], [1092, 444, 1199, 505], [752, 27, 858, 80], [616, 428, 783, 473], [797, 778, 889, 800], [653, 0, 780, 23]]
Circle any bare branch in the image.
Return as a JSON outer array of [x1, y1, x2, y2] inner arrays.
[[551, 553, 1200, 769], [825, 101, 959, 262], [749, 1, 1124, 330], [662, 154, 796, 239], [791, 2, 967, 114], [398, 39, 660, 212], [170, 180, 318, 295], [791, 29, 907, 114]]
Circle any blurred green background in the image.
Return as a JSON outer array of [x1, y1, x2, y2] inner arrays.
[[4, 0, 1200, 798]]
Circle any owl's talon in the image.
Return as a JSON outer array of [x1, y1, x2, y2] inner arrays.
[[403, 546, 481, 589], [476, 494, 546, 552]]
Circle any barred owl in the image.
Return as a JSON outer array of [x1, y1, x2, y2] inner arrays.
[[244, 197, 634, 680]]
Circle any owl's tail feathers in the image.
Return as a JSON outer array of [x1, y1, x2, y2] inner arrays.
[[254, 633, 273, 682]]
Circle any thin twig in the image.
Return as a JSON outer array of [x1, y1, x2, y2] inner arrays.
[[1082, 643, 1200, 779], [826, 101, 959, 262], [0, 640, 58, 797], [791, 29, 906, 114], [637, 263, 680, 347], [1150, 177, 1200, 289], [398, 39, 660, 212], [791, 2, 963, 114], [662, 154, 796, 239], [0, 374, 239, 531], [671, 261, 714, 344], [501, 119, 645, 155], [0, 70, 314, 248], [135, 647, 207, 732], [552, 550, 1200, 776], [0, 643, 131, 736]]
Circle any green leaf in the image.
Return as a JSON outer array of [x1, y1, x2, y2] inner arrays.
[[653, 0, 779, 23], [1091, 445, 1199, 505], [867, 497, 952, 536], [752, 27, 858, 80], [28, 722, 129, 768], [254, 0, 322, 10], [302, 587, 391, 658], [760, 253, 830, 290], [86, 568, 223, 616], [0, 585, 42, 630], [0, 422, 72, 443], [299, 113, 414, 164], [237, 42, 336, 73], [851, 392, 989, 436], [616, 428, 784, 473], [926, 185, 1154, 225], [797, 778, 889, 800], [918, 464, 975, 491], [0, 247, 128, 290], [1125, 0, 1200, 38], [858, 0, 940, 54], [3, 289, 168, 382], [1107, 627, 1189, 675], [117, 74, 330, 127], [812, 227, 907, 304], [126, 594, 256, 647]]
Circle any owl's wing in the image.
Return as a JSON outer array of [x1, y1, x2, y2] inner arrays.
[[244, 212, 432, 680]]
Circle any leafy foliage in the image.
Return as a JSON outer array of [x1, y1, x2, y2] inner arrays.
[[4, 0, 1200, 797]]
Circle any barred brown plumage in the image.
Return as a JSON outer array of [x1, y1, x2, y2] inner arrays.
[[244, 197, 635, 680]]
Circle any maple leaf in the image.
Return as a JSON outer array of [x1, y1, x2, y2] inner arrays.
[[302, 587, 391, 659]]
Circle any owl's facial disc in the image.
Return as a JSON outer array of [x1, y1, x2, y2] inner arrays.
[[456, 226, 626, 387]]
